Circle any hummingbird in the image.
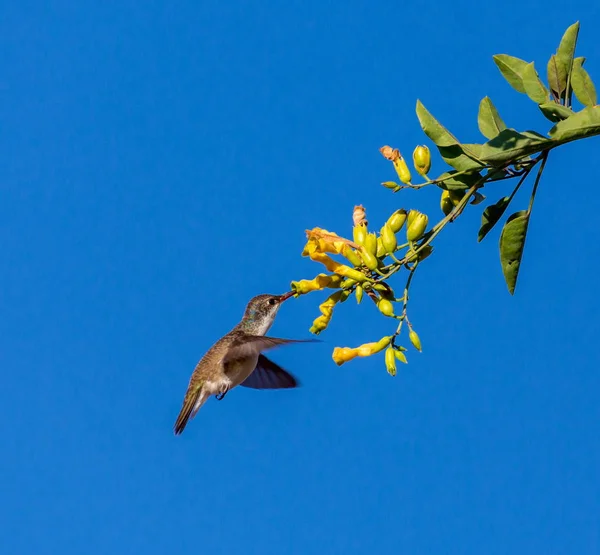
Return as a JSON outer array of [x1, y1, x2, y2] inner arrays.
[[173, 291, 312, 435]]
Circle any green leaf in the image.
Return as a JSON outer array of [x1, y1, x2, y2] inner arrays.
[[493, 54, 529, 94], [556, 21, 580, 78], [479, 129, 551, 165], [549, 106, 600, 143], [416, 100, 484, 172], [499, 210, 530, 294], [522, 62, 549, 104], [547, 54, 567, 99], [435, 170, 482, 192], [478, 97, 507, 139], [539, 102, 573, 123], [571, 57, 597, 107], [471, 192, 486, 206], [478, 196, 510, 242], [415, 99, 460, 147]]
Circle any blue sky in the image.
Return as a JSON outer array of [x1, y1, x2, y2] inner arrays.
[[2, 1, 600, 553]]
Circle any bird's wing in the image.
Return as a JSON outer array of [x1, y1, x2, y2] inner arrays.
[[223, 336, 315, 363], [240, 354, 299, 389]]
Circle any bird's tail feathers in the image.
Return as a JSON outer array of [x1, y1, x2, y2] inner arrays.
[[174, 383, 208, 435]]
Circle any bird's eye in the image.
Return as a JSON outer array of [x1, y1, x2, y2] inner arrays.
[[268, 298, 277, 306]]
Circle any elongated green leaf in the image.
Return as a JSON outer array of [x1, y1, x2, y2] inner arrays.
[[478, 196, 510, 242], [549, 106, 600, 143], [499, 210, 530, 294], [547, 54, 567, 99], [571, 57, 597, 107], [479, 129, 551, 165], [478, 97, 507, 139], [435, 170, 482, 192], [416, 100, 484, 171], [539, 102, 573, 122], [437, 146, 484, 172], [522, 62, 549, 104], [493, 55, 529, 93], [416, 100, 459, 147], [556, 21, 580, 77]]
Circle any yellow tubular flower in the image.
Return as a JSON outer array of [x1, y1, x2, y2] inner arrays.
[[309, 291, 345, 335], [303, 239, 371, 282], [304, 228, 349, 255], [332, 336, 391, 366], [290, 273, 343, 295]]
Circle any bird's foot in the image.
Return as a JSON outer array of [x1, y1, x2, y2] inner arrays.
[[216, 385, 230, 401]]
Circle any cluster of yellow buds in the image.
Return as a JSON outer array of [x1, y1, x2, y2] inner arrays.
[[291, 199, 431, 374], [379, 144, 432, 188]]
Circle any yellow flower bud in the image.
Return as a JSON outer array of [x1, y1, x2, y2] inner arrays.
[[409, 329, 422, 352], [377, 298, 394, 317], [440, 190, 453, 216], [381, 181, 398, 189], [355, 285, 363, 304], [341, 244, 363, 267], [394, 349, 408, 364], [376, 237, 385, 258], [353, 223, 367, 246], [385, 347, 397, 376], [364, 233, 378, 256], [380, 223, 397, 254], [449, 190, 465, 205], [359, 246, 379, 271], [406, 211, 428, 242], [387, 209, 407, 233], [393, 156, 412, 184], [412, 145, 431, 176]]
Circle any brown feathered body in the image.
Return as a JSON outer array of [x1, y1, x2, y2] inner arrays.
[[173, 293, 308, 435]]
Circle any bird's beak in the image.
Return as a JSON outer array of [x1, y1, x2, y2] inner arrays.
[[279, 291, 294, 303]]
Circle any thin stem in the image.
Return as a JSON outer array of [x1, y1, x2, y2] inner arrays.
[[527, 151, 549, 215], [393, 265, 417, 338]]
